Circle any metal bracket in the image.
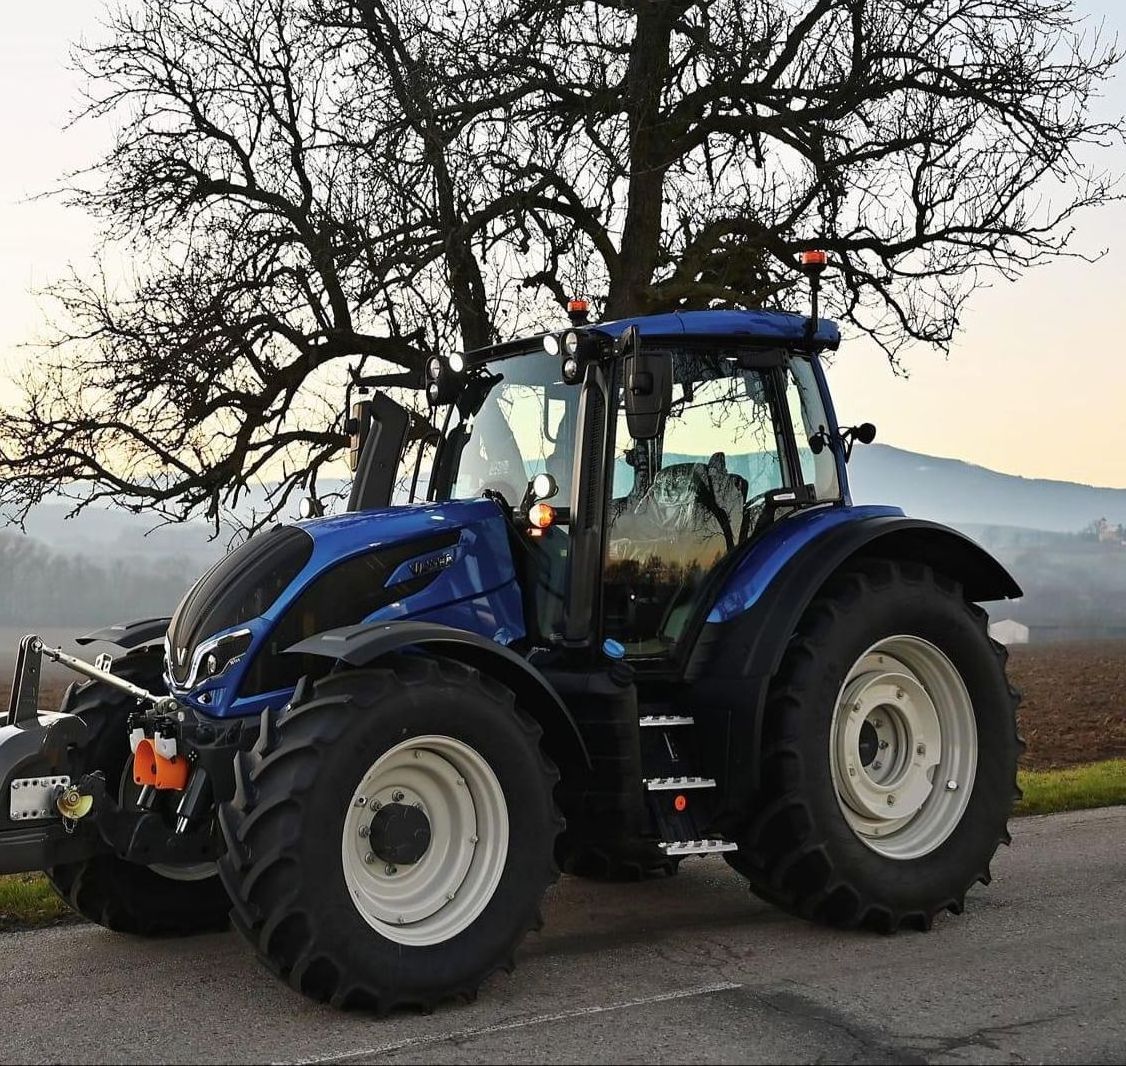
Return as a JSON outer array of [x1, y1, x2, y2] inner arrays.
[[10, 776, 69, 821], [8, 635, 44, 725]]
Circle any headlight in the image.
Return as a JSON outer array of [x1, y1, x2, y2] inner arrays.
[[447, 352, 465, 373], [199, 630, 253, 682], [426, 356, 442, 380], [563, 331, 579, 356], [543, 334, 560, 356]]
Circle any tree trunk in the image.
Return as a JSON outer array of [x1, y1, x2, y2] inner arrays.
[[605, 2, 676, 319]]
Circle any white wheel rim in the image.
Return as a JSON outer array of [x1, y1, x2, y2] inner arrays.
[[341, 735, 509, 946], [829, 636, 977, 860]]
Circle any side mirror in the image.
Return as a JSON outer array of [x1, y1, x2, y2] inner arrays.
[[346, 400, 372, 473], [618, 326, 672, 441], [840, 422, 877, 461]]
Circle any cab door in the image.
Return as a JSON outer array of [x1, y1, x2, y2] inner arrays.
[[601, 348, 793, 657]]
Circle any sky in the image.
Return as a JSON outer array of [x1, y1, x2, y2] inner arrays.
[[1, 2, 1125, 490]]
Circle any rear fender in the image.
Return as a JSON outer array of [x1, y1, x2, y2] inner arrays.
[[690, 514, 1021, 806], [286, 621, 590, 772]]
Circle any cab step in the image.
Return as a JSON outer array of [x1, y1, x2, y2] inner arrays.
[[639, 714, 695, 727], [659, 839, 738, 856], [644, 776, 716, 791]]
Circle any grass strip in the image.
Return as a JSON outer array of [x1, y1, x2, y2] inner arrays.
[[0, 872, 73, 931], [1015, 758, 1126, 817]]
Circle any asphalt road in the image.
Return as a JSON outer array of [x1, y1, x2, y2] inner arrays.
[[0, 806, 1122, 1065]]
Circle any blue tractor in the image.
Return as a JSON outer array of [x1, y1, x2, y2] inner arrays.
[[0, 281, 1021, 1010]]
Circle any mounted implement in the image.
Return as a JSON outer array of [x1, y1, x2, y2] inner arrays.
[[0, 266, 1022, 1009]]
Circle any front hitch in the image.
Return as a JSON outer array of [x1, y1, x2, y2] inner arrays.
[[0, 633, 211, 874]]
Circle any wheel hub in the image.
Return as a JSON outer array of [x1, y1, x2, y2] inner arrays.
[[829, 636, 978, 861], [369, 802, 432, 866], [836, 672, 940, 822]]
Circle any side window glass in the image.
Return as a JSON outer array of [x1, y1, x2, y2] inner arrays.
[[393, 435, 437, 505], [604, 355, 787, 656], [785, 360, 840, 501]]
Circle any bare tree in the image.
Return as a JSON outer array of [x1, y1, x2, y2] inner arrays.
[[0, 0, 1119, 530]]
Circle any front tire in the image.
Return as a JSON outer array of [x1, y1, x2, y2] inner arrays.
[[218, 656, 562, 1010], [726, 559, 1021, 931]]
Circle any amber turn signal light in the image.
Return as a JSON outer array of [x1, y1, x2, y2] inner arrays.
[[528, 503, 556, 529]]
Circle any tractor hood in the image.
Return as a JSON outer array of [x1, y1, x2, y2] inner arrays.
[[165, 498, 524, 719]]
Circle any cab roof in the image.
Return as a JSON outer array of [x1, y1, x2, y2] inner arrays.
[[466, 308, 840, 363]]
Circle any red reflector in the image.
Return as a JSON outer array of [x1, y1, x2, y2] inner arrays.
[[567, 297, 589, 312], [800, 250, 828, 266], [674, 794, 688, 812]]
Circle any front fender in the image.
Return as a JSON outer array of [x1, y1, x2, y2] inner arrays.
[[286, 620, 590, 771], [76, 617, 171, 650]]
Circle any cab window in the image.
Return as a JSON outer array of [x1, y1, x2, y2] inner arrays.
[[603, 350, 790, 656]]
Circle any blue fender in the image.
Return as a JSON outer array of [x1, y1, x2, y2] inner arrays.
[[688, 507, 1021, 802], [286, 619, 590, 771]]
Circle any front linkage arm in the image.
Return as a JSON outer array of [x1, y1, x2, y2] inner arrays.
[[7, 634, 179, 726]]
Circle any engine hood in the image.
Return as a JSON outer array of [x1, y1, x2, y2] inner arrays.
[[165, 498, 524, 717]]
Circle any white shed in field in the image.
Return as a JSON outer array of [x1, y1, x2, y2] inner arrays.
[[989, 619, 1030, 645]]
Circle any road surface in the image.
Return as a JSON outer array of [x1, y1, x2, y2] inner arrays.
[[0, 806, 1122, 1064]]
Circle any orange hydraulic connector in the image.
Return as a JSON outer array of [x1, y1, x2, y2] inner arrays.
[[132, 738, 189, 791]]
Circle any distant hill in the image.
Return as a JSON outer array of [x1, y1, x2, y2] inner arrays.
[[1, 444, 1123, 632], [848, 444, 1126, 533]]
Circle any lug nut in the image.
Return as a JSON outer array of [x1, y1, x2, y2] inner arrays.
[[887, 794, 896, 806], [946, 780, 959, 792], [916, 743, 926, 756], [872, 761, 882, 771], [363, 852, 375, 864], [879, 740, 889, 750], [355, 796, 366, 807], [359, 825, 369, 838], [391, 790, 404, 802], [385, 864, 397, 875]]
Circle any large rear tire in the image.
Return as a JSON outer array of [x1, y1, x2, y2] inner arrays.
[[726, 559, 1021, 931], [218, 656, 562, 1011], [45, 647, 231, 936]]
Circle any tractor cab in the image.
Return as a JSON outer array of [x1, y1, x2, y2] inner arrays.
[[349, 309, 849, 668]]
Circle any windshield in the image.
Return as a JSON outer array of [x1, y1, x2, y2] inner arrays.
[[449, 351, 579, 509]]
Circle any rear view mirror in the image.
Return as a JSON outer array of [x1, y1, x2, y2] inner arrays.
[[347, 401, 373, 473], [618, 326, 672, 441]]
